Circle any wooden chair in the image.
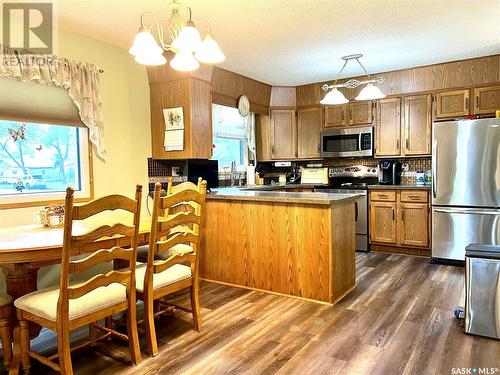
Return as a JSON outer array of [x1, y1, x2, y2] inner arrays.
[[137, 178, 207, 357], [0, 293, 13, 369], [10, 186, 143, 375]]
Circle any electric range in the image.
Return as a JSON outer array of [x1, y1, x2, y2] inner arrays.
[[314, 166, 378, 252]]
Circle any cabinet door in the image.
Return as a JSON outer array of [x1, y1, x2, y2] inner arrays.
[[324, 105, 347, 128], [403, 94, 432, 156], [473, 86, 500, 115], [255, 114, 272, 161], [348, 101, 373, 126], [399, 203, 429, 247], [297, 107, 322, 159], [375, 97, 401, 157], [369, 202, 397, 244], [270, 109, 297, 160], [435, 90, 470, 119]]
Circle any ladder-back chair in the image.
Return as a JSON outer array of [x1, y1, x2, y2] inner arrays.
[[11, 186, 143, 374]]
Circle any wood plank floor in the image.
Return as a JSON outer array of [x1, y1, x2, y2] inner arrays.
[[8, 252, 500, 374]]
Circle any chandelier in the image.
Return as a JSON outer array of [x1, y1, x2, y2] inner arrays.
[[129, 1, 225, 71], [320, 54, 385, 105]]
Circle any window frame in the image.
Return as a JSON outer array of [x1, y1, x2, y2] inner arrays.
[[0, 124, 94, 209]]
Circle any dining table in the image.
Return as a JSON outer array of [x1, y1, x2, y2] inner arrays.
[[0, 214, 152, 337]]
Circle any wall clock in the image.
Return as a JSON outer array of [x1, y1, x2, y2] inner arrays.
[[238, 95, 250, 117]]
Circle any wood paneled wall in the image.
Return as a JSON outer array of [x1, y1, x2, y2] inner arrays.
[[296, 54, 500, 107], [211, 67, 272, 114]]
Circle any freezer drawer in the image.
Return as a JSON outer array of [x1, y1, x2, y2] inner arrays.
[[465, 245, 500, 339], [432, 207, 500, 260]]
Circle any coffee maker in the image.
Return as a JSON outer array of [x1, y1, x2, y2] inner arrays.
[[378, 160, 402, 185]]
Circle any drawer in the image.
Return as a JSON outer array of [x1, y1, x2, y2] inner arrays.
[[370, 190, 396, 202], [400, 190, 428, 203]]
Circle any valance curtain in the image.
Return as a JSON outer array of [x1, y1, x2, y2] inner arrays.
[[0, 45, 106, 159]]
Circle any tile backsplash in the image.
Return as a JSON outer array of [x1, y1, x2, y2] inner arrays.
[[147, 158, 187, 191]]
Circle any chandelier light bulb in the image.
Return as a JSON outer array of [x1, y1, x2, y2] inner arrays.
[[355, 83, 386, 101], [171, 21, 202, 52], [129, 29, 163, 57], [170, 49, 200, 71], [195, 34, 225, 64]]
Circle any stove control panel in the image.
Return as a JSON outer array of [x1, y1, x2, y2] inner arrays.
[[329, 165, 378, 178]]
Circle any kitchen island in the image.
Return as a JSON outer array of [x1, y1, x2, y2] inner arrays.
[[200, 188, 360, 305]]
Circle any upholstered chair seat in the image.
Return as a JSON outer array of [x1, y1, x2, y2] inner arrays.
[[136, 242, 194, 262]]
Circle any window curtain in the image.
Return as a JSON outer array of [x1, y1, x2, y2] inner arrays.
[[246, 113, 256, 162], [0, 45, 106, 159]]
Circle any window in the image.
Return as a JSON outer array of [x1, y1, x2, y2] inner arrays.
[[211, 104, 249, 171], [0, 119, 92, 207]]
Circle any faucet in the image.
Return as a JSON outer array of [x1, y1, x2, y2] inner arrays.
[[230, 160, 237, 187]]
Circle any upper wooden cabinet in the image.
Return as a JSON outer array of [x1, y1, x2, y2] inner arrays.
[[403, 94, 432, 156], [297, 107, 322, 159], [270, 109, 297, 160], [473, 86, 500, 115], [324, 105, 347, 128], [323, 101, 373, 128], [375, 98, 401, 157], [348, 101, 373, 126], [434, 89, 470, 119]]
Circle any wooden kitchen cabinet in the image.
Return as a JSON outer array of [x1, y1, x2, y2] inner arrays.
[[270, 109, 297, 159], [324, 105, 347, 127], [434, 89, 470, 119], [297, 107, 322, 159], [399, 203, 429, 247], [473, 85, 500, 115], [403, 94, 432, 156], [369, 202, 397, 244], [375, 98, 401, 157], [370, 189, 430, 252], [348, 101, 373, 126]]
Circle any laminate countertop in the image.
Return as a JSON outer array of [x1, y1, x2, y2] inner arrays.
[[368, 184, 431, 190], [238, 183, 323, 191], [207, 188, 361, 205]]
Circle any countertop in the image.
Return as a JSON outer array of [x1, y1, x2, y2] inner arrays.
[[238, 183, 323, 191], [368, 184, 431, 190], [207, 188, 361, 205]]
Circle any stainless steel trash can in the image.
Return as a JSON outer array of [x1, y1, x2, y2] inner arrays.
[[465, 244, 500, 339]]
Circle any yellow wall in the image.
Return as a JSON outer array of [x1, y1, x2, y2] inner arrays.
[[0, 29, 151, 290]]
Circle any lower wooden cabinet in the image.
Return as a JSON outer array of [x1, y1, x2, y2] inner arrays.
[[399, 203, 429, 247], [370, 189, 430, 252], [370, 201, 397, 244]]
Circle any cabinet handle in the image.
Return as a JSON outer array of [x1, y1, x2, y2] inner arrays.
[[406, 139, 409, 150], [392, 209, 395, 221], [342, 111, 345, 121], [476, 96, 479, 108], [409, 195, 421, 200], [396, 139, 400, 150], [378, 194, 389, 198], [317, 145, 321, 152], [402, 208, 405, 221], [464, 97, 468, 110], [272, 146, 275, 155]]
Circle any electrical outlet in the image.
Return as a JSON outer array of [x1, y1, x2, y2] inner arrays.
[[172, 167, 180, 176]]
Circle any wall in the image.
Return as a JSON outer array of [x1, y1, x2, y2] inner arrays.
[[0, 29, 151, 290]]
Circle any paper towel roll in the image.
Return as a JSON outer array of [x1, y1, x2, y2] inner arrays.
[[246, 165, 256, 185]]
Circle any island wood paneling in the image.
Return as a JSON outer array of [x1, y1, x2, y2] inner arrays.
[[199, 199, 356, 304], [270, 86, 297, 108], [211, 67, 272, 114], [297, 54, 500, 107]]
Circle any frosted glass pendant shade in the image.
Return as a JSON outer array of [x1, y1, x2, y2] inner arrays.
[[134, 53, 166, 66], [355, 83, 386, 101], [194, 34, 225, 64], [171, 22, 202, 52], [129, 30, 163, 57], [320, 87, 348, 105], [170, 49, 200, 71]]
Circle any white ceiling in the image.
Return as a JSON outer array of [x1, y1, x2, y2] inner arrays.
[[56, 0, 500, 86]]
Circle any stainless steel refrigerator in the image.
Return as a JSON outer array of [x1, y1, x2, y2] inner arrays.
[[432, 118, 500, 261]]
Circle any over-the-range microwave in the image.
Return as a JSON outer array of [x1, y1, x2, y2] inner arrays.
[[320, 126, 373, 158]]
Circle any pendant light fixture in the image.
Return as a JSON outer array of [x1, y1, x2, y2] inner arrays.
[[320, 54, 385, 104], [129, 1, 225, 71]]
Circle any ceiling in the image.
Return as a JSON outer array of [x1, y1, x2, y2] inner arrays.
[[56, 0, 500, 86]]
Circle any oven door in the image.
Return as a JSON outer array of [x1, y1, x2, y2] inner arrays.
[[321, 127, 373, 158]]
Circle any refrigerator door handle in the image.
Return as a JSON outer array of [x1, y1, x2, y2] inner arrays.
[[434, 208, 500, 215], [432, 141, 437, 199]]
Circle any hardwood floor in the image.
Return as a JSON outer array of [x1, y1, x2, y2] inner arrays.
[[5, 252, 500, 374]]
